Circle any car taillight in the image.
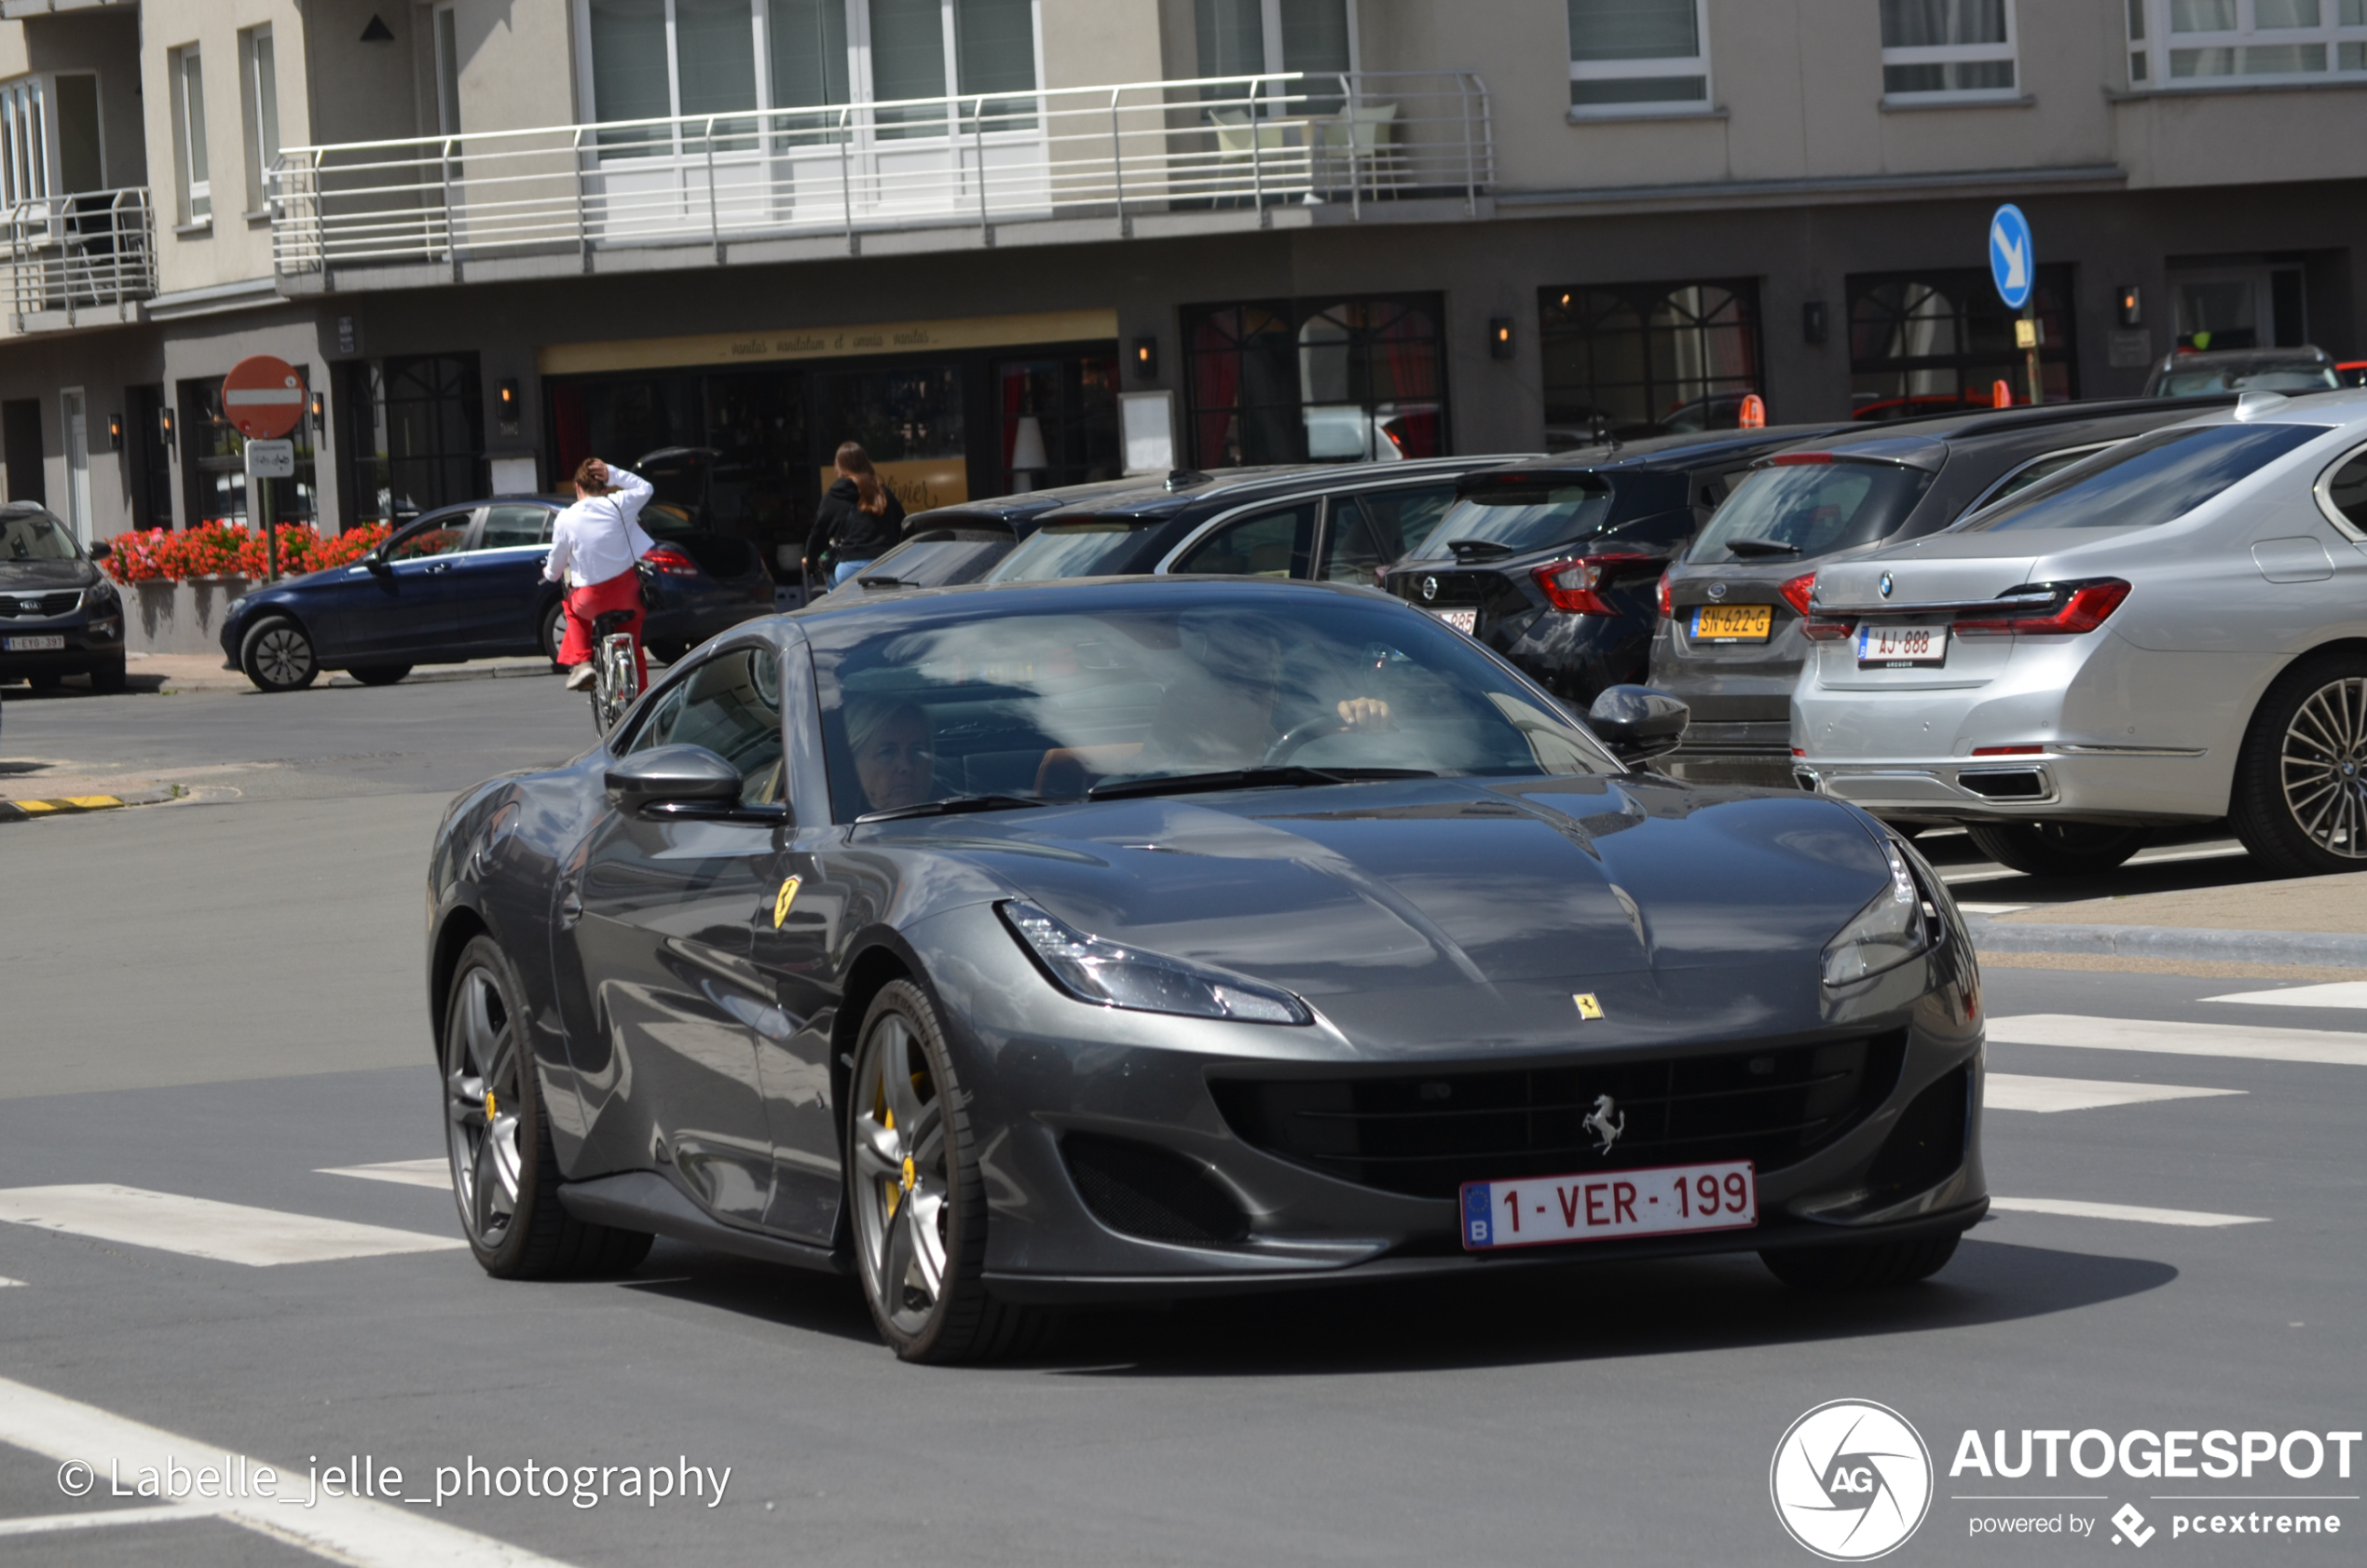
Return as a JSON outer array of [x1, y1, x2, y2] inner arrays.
[[1532, 552, 1662, 616], [1955, 579, 2130, 636], [644, 545, 700, 576], [1972, 744, 2044, 756], [1656, 572, 1672, 620], [1769, 452, 1834, 466], [1778, 571, 1816, 618]]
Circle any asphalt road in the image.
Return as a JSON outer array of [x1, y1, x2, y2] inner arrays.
[[1, 675, 2358, 1566]]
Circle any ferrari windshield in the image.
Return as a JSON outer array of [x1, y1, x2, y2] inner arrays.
[[810, 591, 1620, 822]]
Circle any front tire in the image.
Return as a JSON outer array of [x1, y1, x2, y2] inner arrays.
[[1964, 821, 2146, 877], [442, 935, 651, 1279], [349, 663, 412, 687], [239, 617, 319, 692], [1760, 1231, 1961, 1291], [2231, 655, 2367, 877], [87, 657, 127, 694], [844, 978, 1037, 1362]]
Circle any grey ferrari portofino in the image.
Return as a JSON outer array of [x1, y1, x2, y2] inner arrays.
[[427, 578, 1987, 1361]]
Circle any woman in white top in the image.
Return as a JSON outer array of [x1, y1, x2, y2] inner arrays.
[[543, 457, 656, 691]]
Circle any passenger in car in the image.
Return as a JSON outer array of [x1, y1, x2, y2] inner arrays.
[[846, 696, 937, 812]]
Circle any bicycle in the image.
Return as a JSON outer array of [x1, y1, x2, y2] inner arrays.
[[588, 607, 640, 733]]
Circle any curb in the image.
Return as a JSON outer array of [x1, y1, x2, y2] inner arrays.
[[0, 786, 174, 824], [322, 661, 561, 689], [1967, 913, 2367, 970]]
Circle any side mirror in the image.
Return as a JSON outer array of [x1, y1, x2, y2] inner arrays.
[[605, 744, 743, 814], [89, 539, 113, 561], [1587, 685, 1690, 765], [365, 554, 393, 576]]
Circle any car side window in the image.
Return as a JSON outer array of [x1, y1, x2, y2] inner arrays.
[[2320, 446, 2367, 538], [1319, 498, 1389, 586], [1173, 502, 1316, 579], [480, 505, 553, 550], [385, 513, 473, 561], [625, 647, 786, 805], [1344, 484, 1457, 565], [1959, 443, 2116, 520]]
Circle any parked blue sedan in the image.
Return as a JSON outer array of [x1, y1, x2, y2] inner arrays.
[[220, 497, 775, 691]]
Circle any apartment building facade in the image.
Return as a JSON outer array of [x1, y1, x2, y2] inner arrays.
[[0, 0, 2360, 572]]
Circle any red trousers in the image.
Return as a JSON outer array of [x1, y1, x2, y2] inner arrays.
[[559, 571, 647, 689]]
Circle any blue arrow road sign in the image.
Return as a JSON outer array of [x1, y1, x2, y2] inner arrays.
[[1989, 204, 2033, 311]]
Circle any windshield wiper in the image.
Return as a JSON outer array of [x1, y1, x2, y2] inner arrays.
[[1445, 539, 1514, 561], [856, 793, 1046, 824], [855, 573, 905, 588], [1720, 539, 1801, 558], [1088, 766, 1434, 801]]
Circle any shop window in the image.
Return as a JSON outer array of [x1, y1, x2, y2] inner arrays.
[[341, 354, 485, 525], [179, 372, 319, 526], [1539, 280, 1762, 445], [995, 355, 1119, 495], [814, 365, 968, 511], [1184, 294, 1445, 469], [1847, 266, 2076, 418], [1567, 0, 1709, 115], [1880, 1, 2018, 101], [2129, 0, 2367, 86]]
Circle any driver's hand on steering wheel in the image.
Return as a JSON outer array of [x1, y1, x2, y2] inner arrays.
[[1335, 697, 1392, 731]]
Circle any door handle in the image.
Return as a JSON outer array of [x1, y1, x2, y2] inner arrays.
[[426, 561, 454, 574], [558, 891, 583, 927]]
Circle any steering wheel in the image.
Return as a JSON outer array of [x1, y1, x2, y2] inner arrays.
[[1259, 715, 1351, 766]]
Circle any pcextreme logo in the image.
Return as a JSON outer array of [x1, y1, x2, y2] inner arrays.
[[1772, 1399, 1936, 1561]]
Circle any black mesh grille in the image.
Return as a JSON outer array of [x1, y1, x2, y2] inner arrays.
[[1211, 1032, 1907, 1199], [1063, 1134, 1250, 1245], [0, 592, 80, 619], [1866, 1064, 1971, 1200]]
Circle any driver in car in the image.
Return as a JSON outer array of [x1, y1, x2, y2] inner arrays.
[[1137, 626, 1391, 773]]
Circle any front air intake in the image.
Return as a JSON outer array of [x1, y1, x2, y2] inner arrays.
[[1865, 1065, 1971, 1200], [1062, 1134, 1249, 1246]]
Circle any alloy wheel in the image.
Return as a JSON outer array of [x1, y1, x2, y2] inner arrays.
[[2278, 676, 2367, 860], [445, 966, 526, 1248], [252, 625, 313, 687], [848, 1012, 951, 1339]]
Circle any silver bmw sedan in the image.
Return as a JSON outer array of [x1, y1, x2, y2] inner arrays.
[[1791, 389, 2367, 879]]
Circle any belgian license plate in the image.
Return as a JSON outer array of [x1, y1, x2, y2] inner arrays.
[[1460, 1159, 1758, 1251], [1691, 604, 1772, 642], [1854, 623, 1947, 665], [5, 634, 64, 651], [1430, 608, 1477, 635]]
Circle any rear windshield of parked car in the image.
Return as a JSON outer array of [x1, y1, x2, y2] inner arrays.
[[2155, 365, 2340, 397], [983, 519, 1164, 581], [1686, 461, 1933, 563], [1403, 484, 1614, 561], [848, 534, 1013, 589], [1960, 422, 2332, 533]]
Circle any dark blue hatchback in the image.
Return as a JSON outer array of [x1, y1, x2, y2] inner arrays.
[[220, 497, 774, 691]]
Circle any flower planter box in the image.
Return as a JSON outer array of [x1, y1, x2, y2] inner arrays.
[[130, 577, 255, 657]]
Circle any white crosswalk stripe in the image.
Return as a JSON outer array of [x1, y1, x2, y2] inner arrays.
[[1984, 1073, 2242, 1113], [0, 1186, 464, 1266], [317, 1159, 451, 1191], [0, 1276, 21, 1288], [2202, 981, 2367, 1009], [1990, 1196, 2267, 1228], [1988, 1014, 2367, 1067]]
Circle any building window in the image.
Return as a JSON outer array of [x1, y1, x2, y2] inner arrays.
[[1194, 0, 1355, 110], [1183, 294, 1446, 468], [2129, 0, 2367, 87], [432, 7, 462, 136], [995, 354, 1119, 494], [1539, 281, 1762, 445], [341, 355, 486, 525], [1567, 0, 1709, 115], [1847, 266, 2077, 418], [239, 27, 280, 215], [170, 46, 210, 223], [1880, 1, 2018, 100], [178, 373, 319, 526], [578, 0, 1042, 152], [2, 72, 104, 209]]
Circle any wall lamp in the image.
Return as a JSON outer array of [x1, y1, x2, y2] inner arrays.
[[107, 412, 123, 450], [158, 407, 175, 454], [310, 390, 327, 428], [1801, 301, 1828, 345], [2116, 285, 2142, 328], [1131, 337, 1157, 381], [496, 377, 521, 435], [1487, 317, 1514, 361]]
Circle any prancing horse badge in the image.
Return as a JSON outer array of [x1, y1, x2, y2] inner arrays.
[[772, 876, 802, 929], [1572, 993, 1604, 1020]]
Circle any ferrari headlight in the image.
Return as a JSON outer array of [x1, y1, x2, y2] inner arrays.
[[999, 900, 1310, 1025], [1820, 839, 1929, 987]]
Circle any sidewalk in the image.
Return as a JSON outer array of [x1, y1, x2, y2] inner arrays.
[[120, 652, 557, 693], [1971, 871, 2367, 972]]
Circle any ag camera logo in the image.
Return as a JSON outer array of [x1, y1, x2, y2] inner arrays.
[[1772, 1399, 1934, 1561]]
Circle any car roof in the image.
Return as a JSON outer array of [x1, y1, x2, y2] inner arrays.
[[1028, 455, 1531, 524], [779, 572, 1392, 632], [1461, 424, 1856, 485], [1767, 396, 2243, 462], [2155, 345, 2334, 370]]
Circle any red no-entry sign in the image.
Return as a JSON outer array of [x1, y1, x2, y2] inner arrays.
[[221, 355, 305, 440]]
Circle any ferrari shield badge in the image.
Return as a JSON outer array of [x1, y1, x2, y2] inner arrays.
[[1572, 993, 1604, 1020], [772, 876, 802, 929]]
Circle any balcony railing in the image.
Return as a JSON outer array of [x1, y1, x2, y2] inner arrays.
[[7, 187, 157, 327], [267, 70, 1494, 277]]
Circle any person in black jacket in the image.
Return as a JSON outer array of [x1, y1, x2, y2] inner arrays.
[[803, 443, 908, 589]]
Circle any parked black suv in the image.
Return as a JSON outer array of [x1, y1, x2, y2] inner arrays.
[[0, 505, 125, 692], [1651, 397, 2235, 786], [1378, 426, 1855, 706]]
